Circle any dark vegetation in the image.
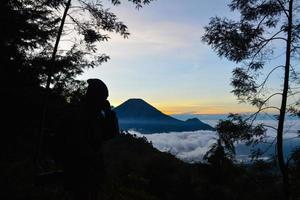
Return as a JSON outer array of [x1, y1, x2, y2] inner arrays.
[[1, 0, 300, 199], [202, 0, 300, 199], [3, 132, 300, 200]]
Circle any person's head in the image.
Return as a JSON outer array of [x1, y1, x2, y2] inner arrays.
[[85, 79, 108, 111]]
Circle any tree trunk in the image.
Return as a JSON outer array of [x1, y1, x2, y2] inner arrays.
[[45, 0, 72, 90], [277, 0, 293, 199], [36, 0, 72, 168]]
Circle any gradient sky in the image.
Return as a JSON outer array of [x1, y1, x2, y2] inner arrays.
[[77, 0, 291, 114]]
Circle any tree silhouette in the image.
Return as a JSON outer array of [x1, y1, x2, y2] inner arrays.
[[14, 0, 154, 167], [0, 0, 61, 88], [1, 0, 155, 183], [1, 0, 154, 96], [202, 0, 300, 199], [34, 0, 153, 95], [204, 113, 266, 168]]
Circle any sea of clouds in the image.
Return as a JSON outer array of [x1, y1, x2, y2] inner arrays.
[[128, 119, 300, 163], [129, 130, 217, 163]]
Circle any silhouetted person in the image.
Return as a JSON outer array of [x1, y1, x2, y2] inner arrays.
[[57, 79, 119, 200], [102, 100, 119, 140]]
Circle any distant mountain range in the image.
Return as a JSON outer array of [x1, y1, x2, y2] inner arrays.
[[114, 98, 214, 134]]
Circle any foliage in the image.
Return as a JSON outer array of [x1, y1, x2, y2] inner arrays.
[[0, 0, 61, 88], [1, 0, 154, 160], [216, 114, 266, 149], [1, 0, 155, 98], [46, 0, 154, 95], [203, 1, 300, 198], [204, 113, 266, 170], [4, 132, 299, 200], [203, 0, 300, 104]]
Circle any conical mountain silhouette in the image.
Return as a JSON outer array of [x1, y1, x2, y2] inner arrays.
[[114, 98, 214, 134]]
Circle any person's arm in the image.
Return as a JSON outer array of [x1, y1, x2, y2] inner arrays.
[[103, 110, 120, 140], [111, 111, 120, 137]]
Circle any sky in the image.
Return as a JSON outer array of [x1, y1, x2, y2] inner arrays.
[[77, 0, 290, 115]]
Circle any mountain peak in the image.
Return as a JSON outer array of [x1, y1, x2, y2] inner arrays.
[[124, 98, 151, 106], [114, 98, 167, 120], [114, 98, 214, 133], [126, 98, 145, 102]]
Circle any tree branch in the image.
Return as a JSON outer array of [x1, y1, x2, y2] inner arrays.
[[288, 91, 300, 97], [67, 13, 85, 31], [251, 29, 285, 61], [276, 0, 289, 18], [262, 124, 278, 131], [245, 105, 280, 123], [245, 93, 282, 123], [256, 65, 285, 93]]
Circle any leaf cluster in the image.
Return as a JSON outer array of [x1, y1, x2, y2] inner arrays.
[[213, 114, 267, 157], [202, 0, 300, 104], [111, 0, 154, 9], [203, 17, 264, 62], [229, 0, 283, 22], [1, 0, 154, 100]]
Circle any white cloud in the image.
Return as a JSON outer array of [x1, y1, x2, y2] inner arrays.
[[129, 130, 217, 163], [97, 21, 205, 60], [128, 120, 300, 163]]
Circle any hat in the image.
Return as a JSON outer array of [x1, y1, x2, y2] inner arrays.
[[86, 79, 109, 100]]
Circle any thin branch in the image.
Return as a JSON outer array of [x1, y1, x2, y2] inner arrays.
[[289, 86, 300, 89], [246, 106, 279, 123], [67, 13, 86, 31], [262, 137, 277, 154], [288, 91, 300, 97], [272, 37, 288, 42], [276, 0, 289, 18], [69, 6, 85, 9], [245, 93, 282, 123], [250, 29, 285, 62], [249, 106, 280, 126], [272, 51, 286, 60], [287, 101, 300, 107], [292, 5, 300, 11], [258, 36, 287, 42], [256, 15, 268, 30], [265, 112, 279, 120], [294, 33, 300, 40], [260, 93, 283, 107], [77, 0, 95, 11], [262, 124, 278, 131], [256, 65, 285, 92], [264, 106, 281, 111]]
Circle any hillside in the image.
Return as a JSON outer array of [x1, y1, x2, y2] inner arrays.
[[114, 99, 214, 134], [3, 132, 292, 200]]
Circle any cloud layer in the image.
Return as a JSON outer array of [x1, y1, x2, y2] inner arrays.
[[130, 130, 217, 163], [128, 120, 300, 163]]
